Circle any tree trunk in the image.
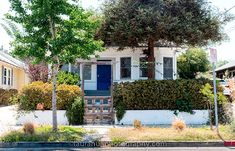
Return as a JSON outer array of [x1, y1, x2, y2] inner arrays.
[[52, 65, 58, 132], [147, 38, 155, 79], [49, 16, 58, 132]]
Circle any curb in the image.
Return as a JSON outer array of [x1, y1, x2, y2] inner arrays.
[[224, 141, 235, 147], [0, 141, 225, 148]]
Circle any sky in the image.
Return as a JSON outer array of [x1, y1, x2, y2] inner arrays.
[[0, 0, 235, 61]]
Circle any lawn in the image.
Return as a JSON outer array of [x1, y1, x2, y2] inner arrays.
[[109, 126, 235, 142], [0, 126, 87, 142]]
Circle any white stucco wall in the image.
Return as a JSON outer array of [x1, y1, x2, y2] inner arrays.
[[82, 47, 179, 90], [16, 110, 69, 125], [115, 110, 209, 125], [15, 109, 208, 125]]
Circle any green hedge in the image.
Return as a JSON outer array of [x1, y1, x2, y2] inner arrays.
[[113, 79, 215, 110], [0, 88, 18, 106]]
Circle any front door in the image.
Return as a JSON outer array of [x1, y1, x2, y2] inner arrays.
[[97, 65, 111, 90]]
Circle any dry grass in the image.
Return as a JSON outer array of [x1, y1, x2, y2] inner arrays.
[[109, 126, 235, 142], [172, 119, 186, 131]]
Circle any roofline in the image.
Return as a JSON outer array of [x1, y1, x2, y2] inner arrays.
[[0, 59, 25, 69]]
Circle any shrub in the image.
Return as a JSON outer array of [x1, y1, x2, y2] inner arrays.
[[230, 121, 235, 134], [0, 88, 18, 106], [133, 120, 142, 129], [113, 79, 212, 111], [66, 97, 84, 125], [57, 71, 80, 85], [172, 118, 186, 131], [23, 122, 35, 135], [18, 81, 82, 110]]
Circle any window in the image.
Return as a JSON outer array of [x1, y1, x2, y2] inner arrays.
[[120, 57, 131, 79], [87, 99, 92, 105], [61, 64, 69, 71], [163, 57, 173, 79], [83, 64, 91, 80], [2, 67, 12, 86], [139, 57, 148, 77], [103, 99, 109, 105]]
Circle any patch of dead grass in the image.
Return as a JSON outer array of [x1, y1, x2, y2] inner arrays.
[[109, 126, 234, 142]]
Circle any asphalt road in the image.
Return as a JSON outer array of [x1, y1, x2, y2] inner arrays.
[[0, 147, 235, 151]]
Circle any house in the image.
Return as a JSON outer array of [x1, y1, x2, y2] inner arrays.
[[62, 46, 179, 124], [0, 50, 29, 90], [216, 60, 235, 79], [63, 47, 179, 91]]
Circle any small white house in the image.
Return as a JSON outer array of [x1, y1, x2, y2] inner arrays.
[[62, 47, 179, 91]]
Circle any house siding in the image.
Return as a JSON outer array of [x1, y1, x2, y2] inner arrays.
[[79, 47, 178, 90], [0, 61, 29, 90]]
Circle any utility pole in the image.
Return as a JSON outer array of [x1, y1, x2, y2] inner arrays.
[[210, 48, 218, 130]]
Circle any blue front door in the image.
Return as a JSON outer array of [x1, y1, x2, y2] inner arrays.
[[97, 65, 111, 90]]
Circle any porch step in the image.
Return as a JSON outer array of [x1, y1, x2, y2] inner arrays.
[[84, 95, 113, 125], [84, 90, 111, 96]]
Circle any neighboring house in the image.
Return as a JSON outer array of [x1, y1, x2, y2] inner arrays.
[[0, 50, 29, 90], [61, 47, 179, 124], [216, 60, 235, 79]]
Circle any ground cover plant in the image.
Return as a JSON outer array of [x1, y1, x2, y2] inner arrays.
[[0, 125, 86, 142]]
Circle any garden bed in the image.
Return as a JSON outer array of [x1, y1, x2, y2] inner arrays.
[[109, 126, 235, 142], [0, 126, 87, 142]]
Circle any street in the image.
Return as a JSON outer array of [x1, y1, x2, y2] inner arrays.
[[0, 147, 235, 151]]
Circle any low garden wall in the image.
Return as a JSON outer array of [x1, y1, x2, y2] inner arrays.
[[16, 110, 69, 125], [115, 110, 209, 125]]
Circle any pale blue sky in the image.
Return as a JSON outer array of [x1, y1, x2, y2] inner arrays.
[[0, 0, 235, 61]]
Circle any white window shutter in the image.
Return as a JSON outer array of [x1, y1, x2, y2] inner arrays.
[[11, 68, 13, 86], [1, 66, 4, 85]]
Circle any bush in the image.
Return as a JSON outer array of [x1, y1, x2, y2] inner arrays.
[[18, 81, 82, 110], [66, 97, 84, 125], [201, 83, 233, 124], [0, 88, 18, 106], [172, 118, 186, 131], [57, 71, 80, 85], [113, 79, 212, 111], [230, 121, 235, 134], [23, 123, 35, 135], [133, 120, 142, 129]]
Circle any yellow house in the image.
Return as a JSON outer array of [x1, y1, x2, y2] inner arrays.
[[0, 50, 30, 90]]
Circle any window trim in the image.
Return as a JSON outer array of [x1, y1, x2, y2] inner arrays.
[[83, 64, 92, 81], [2, 67, 12, 86], [139, 57, 148, 78], [163, 57, 174, 80], [120, 57, 132, 79]]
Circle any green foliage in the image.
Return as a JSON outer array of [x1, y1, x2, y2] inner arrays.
[[98, 0, 231, 48], [177, 48, 210, 79], [7, 0, 104, 64], [0, 88, 18, 106], [113, 79, 212, 111], [18, 81, 82, 110], [115, 101, 126, 122], [66, 97, 84, 125], [175, 99, 193, 115], [229, 121, 235, 134], [200, 83, 232, 124], [57, 71, 80, 85], [0, 126, 86, 142]]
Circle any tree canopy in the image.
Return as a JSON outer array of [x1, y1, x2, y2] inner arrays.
[[97, 0, 232, 78], [7, 0, 104, 64], [177, 48, 210, 79]]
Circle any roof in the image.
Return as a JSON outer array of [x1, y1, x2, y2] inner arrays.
[[0, 50, 25, 69], [215, 60, 235, 72]]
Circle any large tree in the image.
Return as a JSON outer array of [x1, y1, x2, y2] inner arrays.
[[7, 0, 103, 131], [98, 0, 231, 79], [177, 48, 210, 79]]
